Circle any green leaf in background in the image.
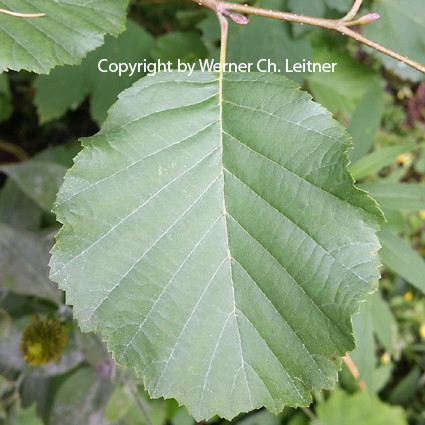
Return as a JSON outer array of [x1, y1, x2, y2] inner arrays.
[[347, 85, 384, 164], [0, 161, 66, 212], [287, 412, 309, 425], [34, 144, 83, 169], [288, 0, 325, 18], [323, 0, 352, 13], [350, 144, 416, 180], [106, 382, 169, 425], [50, 71, 383, 420], [172, 407, 195, 425], [0, 180, 43, 231], [286, 0, 324, 38], [0, 73, 12, 122], [227, 0, 312, 86], [389, 366, 421, 406], [369, 292, 399, 358], [351, 301, 377, 392], [378, 226, 425, 293], [48, 366, 112, 425], [380, 209, 408, 234], [0, 225, 62, 304], [105, 385, 134, 422], [363, 0, 425, 82], [236, 409, 282, 425], [315, 390, 408, 425], [198, 16, 220, 62], [350, 293, 396, 394], [0, 0, 128, 74], [15, 404, 44, 425], [0, 308, 11, 339], [126, 391, 168, 425], [360, 183, 425, 211], [199, 0, 312, 85], [307, 45, 383, 122], [34, 20, 154, 125], [151, 31, 208, 65], [0, 315, 32, 371]]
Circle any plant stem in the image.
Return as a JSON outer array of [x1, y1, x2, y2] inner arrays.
[[192, 0, 425, 75], [343, 354, 367, 391], [301, 407, 325, 425], [0, 140, 30, 162], [343, 0, 363, 22], [0, 8, 45, 18], [218, 12, 229, 66], [122, 377, 154, 425]]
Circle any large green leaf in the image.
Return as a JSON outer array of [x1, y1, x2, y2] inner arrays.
[[50, 71, 383, 420], [0, 0, 128, 74]]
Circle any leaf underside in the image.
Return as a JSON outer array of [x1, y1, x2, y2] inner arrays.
[[50, 72, 383, 420], [0, 0, 127, 74]]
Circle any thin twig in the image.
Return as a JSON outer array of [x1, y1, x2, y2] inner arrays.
[[0, 8, 45, 18], [343, 0, 363, 22], [122, 377, 154, 425], [192, 0, 425, 75], [0, 140, 30, 162], [301, 407, 325, 425]]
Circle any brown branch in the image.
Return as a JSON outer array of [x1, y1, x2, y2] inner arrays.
[[192, 0, 425, 75], [0, 140, 30, 162], [0, 8, 45, 18]]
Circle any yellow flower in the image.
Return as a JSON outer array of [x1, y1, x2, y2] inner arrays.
[[403, 292, 413, 301], [419, 210, 425, 220], [380, 352, 391, 364], [396, 152, 413, 167], [396, 86, 413, 100], [20, 317, 68, 366]]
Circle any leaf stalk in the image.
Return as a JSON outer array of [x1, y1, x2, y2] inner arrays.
[[217, 11, 229, 66]]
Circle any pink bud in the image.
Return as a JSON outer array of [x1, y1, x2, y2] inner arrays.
[[229, 13, 249, 25], [355, 12, 380, 25], [222, 10, 249, 25]]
